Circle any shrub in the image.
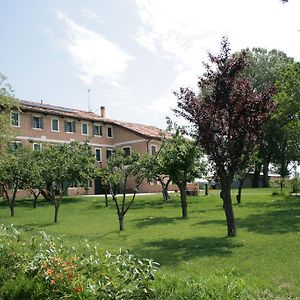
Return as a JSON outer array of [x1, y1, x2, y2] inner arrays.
[[0, 225, 159, 300]]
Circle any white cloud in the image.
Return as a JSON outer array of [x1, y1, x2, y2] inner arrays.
[[81, 8, 104, 23], [134, 0, 300, 112], [56, 10, 133, 85]]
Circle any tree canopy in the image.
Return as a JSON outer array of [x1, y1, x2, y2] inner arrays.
[[175, 38, 275, 236]]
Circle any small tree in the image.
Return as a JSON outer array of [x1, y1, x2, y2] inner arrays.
[[0, 73, 17, 151], [175, 38, 275, 236], [38, 142, 96, 223], [0, 147, 32, 216], [160, 122, 205, 219], [143, 153, 172, 203], [107, 150, 147, 231]]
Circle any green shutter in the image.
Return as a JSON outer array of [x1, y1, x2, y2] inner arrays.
[[73, 121, 76, 133], [93, 124, 96, 136], [32, 116, 35, 128], [40, 116, 44, 129], [64, 120, 68, 132], [100, 125, 102, 136]]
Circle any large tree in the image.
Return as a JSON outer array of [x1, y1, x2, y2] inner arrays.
[[175, 38, 275, 237], [241, 48, 296, 187]]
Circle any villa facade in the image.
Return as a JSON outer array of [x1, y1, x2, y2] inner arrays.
[[10, 100, 184, 197]]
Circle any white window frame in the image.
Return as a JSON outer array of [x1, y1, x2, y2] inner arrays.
[[11, 112, 20, 127], [106, 149, 114, 160], [95, 148, 102, 162], [81, 122, 89, 136], [32, 143, 42, 151], [107, 126, 113, 138], [32, 114, 43, 130], [93, 123, 102, 137], [65, 119, 75, 134], [150, 144, 157, 156], [51, 118, 60, 132]]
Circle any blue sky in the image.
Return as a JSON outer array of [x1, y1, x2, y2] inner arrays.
[[1, 0, 299, 129]]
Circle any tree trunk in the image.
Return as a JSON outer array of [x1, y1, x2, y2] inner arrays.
[[104, 192, 108, 207], [118, 214, 125, 231], [10, 204, 14, 217], [252, 163, 261, 188], [220, 177, 236, 237], [262, 159, 270, 188], [162, 187, 170, 203], [33, 195, 39, 208], [54, 205, 59, 223], [178, 182, 187, 219]]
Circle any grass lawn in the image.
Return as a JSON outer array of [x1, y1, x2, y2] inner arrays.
[[0, 188, 299, 298]]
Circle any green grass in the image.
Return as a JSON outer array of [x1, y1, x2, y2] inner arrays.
[[0, 188, 299, 298]]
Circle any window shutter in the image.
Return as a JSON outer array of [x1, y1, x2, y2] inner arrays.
[[64, 120, 68, 132], [32, 116, 35, 128], [40, 116, 44, 129], [73, 121, 76, 133], [93, 124, 96, 136], [100, 125, 102, 136]]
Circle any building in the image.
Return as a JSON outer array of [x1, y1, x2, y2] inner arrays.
[[10, 99, 184, 197]]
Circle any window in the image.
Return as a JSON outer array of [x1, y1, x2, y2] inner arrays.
[[11, 112, 20, 127], [33, 143, 42, 151], [107, 126, 113, 138], [8, 142, 22, 153], [93, 124, 102, 136], [122, 147, 131, 156], [32, 115, 43, 129], [95, 148, 102, 162], [106, 149, 114, 160], [150, 145, 157, 155], [81, 123, 89, 135], [51, 118, 59, 132], [64, 120, 76, 133]]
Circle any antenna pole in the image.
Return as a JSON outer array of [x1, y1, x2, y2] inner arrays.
[[87, 89, 91, 111]]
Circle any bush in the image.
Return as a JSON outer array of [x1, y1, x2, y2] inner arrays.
[[289, 177, 300, 193], [0, 225, 159, 300]]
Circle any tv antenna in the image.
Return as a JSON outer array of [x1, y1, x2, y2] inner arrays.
[[87, 89, 91, 112]]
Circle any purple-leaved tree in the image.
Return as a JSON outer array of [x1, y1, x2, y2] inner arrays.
[[174, 38, 275, 237]]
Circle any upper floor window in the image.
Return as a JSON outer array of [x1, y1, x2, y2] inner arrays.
[[122, 146, 131, 156], [93, 124, 102, 136], [11, 112, 20, 127], [95, 148, 102, 162], [32, 115, 43, 129], [64, 120, 76, 133], [107, 126, 113, 138], [150, 145, 157, 156], [81, 123, 89, 135], [51, 118, 59, 132]]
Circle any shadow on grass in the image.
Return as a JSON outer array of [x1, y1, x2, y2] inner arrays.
[[18, 222, 54, 232], [132, 216, 183, 228], [131, 236, 241, 266]]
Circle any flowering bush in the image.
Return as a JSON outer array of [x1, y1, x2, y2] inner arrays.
[[0, 226, 159, 299]]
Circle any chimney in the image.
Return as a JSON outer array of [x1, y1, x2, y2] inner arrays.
[[100, 106, 106, 118], [40, 100, 43, 104]]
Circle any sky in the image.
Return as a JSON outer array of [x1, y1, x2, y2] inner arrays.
[[0, 0, 299, 129]]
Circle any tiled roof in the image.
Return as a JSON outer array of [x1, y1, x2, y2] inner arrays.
[[112, 120, 171, 139], [19, 99, 169, 139]]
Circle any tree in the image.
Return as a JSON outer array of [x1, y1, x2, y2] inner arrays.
[[38, 142, 96, 223], [0, 73, 17, 151], [240, 48, 295, 187], [175, 38, 275, 236], [143, 149, 172, 203], [0, 147, 32, 216], [158, 121, 205, 219], [107, 150, 147, 231]]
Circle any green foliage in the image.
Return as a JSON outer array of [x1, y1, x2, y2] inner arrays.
[[0, 73, 17, 149], [288, 177, 300, 193], [0, 225, 159, 300], [154, 270, 262, 300]]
